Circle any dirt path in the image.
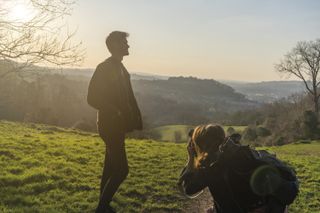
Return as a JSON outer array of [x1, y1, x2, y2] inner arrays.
[[181, 188, 215, 213]]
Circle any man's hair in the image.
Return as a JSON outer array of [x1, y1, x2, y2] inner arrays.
[[105, 31, 129, 53]]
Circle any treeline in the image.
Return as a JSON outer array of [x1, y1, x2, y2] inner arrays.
[[226, 93, 320, 146], [0, 73, 97, 130]]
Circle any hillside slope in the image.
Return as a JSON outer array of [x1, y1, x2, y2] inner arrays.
[[0, 121, 187, 212], [0, 121, 319, 213]]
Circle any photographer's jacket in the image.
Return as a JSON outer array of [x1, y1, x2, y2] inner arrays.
[[180, 141, 298, 213], [87, 57, 142, 134]]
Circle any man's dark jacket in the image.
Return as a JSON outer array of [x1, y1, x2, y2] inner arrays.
[[87, 57, 142, 134]]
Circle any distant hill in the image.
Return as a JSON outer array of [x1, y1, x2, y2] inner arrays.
[[222, 80, 306, 103], [1, 60, 304, 104], [44, 67, 170, 81], [48, 67, 261, 122], [131, 76, 259, 126], [1, 60, 258, 127], [54, 68, 94, 78], [0, 60, 306, 127], [131, 72, 169, 80]]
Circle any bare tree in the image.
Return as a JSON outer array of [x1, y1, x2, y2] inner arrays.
[[275, 39, 320, 114], [0, 0, 84, 78]]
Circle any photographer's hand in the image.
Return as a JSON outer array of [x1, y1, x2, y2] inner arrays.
[[187, 141, 196, 157]]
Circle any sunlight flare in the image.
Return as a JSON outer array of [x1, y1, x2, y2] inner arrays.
[[7, 0, 35, 22]]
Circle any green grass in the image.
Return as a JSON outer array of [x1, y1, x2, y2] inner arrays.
[[0, 121, 319, 212], [262, 142, 320, 213], [0, 121, 187, 213]]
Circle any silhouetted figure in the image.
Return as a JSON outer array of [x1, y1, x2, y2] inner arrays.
[[87, 31, 142, 213]]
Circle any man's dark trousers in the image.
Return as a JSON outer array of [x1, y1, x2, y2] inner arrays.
[[95, 114, 128, 213]]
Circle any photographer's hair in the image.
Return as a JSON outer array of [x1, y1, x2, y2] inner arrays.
[[192, 124, 225, 168], [105, 31, 129, 54]]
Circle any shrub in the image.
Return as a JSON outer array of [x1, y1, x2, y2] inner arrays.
[[256, 126, 271, 137], [274, 136, 286, 146]]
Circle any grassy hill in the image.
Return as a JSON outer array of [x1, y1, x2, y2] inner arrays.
[[0, 121, 187, 213], [0, 121, 319, 213]]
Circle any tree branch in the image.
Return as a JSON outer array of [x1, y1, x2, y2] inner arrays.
[[0, 0, 84, 78]]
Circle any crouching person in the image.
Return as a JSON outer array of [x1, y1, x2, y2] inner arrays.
[[178, 124, 298, 213]]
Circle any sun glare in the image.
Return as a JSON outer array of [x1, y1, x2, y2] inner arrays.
[[8, 1, 34, 22]]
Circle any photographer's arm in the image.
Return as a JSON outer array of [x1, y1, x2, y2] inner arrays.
[[181, 168, 208, 197], [178, 141, 208, 197]]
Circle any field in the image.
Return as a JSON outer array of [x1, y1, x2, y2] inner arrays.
[[148, 125, 193, 142], [148, 125, 246, 142], [0, 121, 319, 213]]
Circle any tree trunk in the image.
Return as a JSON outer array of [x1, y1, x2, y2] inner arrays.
[[314, 94, 319, 115], [313, 81, 319, 115]]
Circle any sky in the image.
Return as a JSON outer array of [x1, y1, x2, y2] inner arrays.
[[66, 0, 320, 82]]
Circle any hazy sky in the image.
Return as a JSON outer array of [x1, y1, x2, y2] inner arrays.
[[68, 0, 320, 82]]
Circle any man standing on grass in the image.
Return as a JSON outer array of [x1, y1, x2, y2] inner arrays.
[[87, 31, 142, 213]]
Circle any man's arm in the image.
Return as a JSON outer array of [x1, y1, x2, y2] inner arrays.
[[124, 67, 143, 130], [87, 63, 120, 114]]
